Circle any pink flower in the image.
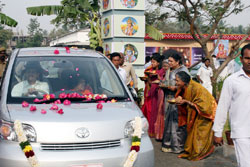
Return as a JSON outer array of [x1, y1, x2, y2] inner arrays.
[[54, 99, 61, 104], [65, 47, 70, 53], [50, 94, 55, 99], [70, 92, 79, 98], [63, 99, 71, 105], [80, 95, 86, 99], [30, 106, 37, 112], [98, 100, 105, 103], [50, 104, 59, 110], [57, 109, 64, 115], [97, 103, 103, 110], [75, 68, 79, 71], [59, 93, 67, 99], [107, 101, 111, 103], [76, 93, 81, 98], [22, 101, 29, 107], [33, 98, 41, 103], [54, 49, 59, 54], [60, 89, 65, 91], [41, 109, 47, 114], [94, 95, 102, 100], [67, 93, 72, 98], [43, 94, 51, 100]]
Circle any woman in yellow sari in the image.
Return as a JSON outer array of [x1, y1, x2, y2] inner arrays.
[[174, 71, 217, 161]]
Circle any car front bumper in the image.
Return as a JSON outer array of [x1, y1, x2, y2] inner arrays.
[[0, 136, 154, 167]]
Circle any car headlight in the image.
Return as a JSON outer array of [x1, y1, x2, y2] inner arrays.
[[0, 120, 37, 142], [124, 117, 149, 138]]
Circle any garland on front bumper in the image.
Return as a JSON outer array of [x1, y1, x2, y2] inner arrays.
[[14, 120, 40, 167], [124, 117, 142, 167]]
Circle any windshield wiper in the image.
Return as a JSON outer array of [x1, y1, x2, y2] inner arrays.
[[34, 97, 87, 104]]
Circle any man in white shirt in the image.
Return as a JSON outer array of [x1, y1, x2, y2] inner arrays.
[[196, 58, 213, 94], [212, 54, 220, 69], [144, 56, 151, 69], [119, 53, 138, 91], [213, 43, 250, 167], [12, 63, 49, 97], [110, 52, 126, 83]]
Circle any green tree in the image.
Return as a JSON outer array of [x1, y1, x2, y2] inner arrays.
[[27, 18, 42, 36], [0, 24, 13, 47], [26, 0, 102, 49], [16, 18, 44, 48], [0, 1, 17, 27], [153, 0, 250, 95]]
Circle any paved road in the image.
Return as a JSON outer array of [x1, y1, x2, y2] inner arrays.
[[152, 139, 237, 167]]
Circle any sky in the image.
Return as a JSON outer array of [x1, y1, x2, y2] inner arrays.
[[2, 0, 61, 35], [2, 0, 250, 35]]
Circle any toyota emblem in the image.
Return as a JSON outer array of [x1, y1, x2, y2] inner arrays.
[[75, 127, 90, 138]]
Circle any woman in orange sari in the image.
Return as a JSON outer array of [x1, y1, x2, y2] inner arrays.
[[175, 71, 217, 161]]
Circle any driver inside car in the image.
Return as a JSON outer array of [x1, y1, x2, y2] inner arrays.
[[11, 62, 49, 97]]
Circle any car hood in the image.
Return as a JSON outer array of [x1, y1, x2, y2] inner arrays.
[[7, 102, 142, 143]]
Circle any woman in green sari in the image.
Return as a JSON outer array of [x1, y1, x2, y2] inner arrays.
[[175, 71, 217, 161]]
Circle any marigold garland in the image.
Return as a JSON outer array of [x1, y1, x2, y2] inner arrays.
[[14, 120, 40, 167], [124, 117, 142, 167]]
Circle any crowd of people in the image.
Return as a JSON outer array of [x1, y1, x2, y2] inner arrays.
[[140, 50, 216, 161], [139, 44, 250, 166]]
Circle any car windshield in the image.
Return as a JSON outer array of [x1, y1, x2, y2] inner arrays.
[[7, 56, 129, 103]]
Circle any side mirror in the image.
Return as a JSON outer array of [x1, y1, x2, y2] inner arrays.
[[128, 87, 138, 101]]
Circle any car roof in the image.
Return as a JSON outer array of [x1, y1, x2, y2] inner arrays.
[[16, 47, 103, 58]]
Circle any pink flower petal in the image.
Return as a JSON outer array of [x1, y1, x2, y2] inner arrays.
[[41, 109, 47, 114], [54, 49, 59, 54], [65, 47, 70, 53], [59, 93, 67, 99], [63, 99, 71, 105], [33, 98, 41, 103], [54, 99, 61, 104], [50, 94, 55, 99], [57, 109, 64, 115], [98, 100, 105, 103], [107, 101, 111, 103], [30, 106, 37, 112], [95, 95, 102, 100], [50, 104, 59, 110], [22, 101, 29, 107], [97, 103, 103, 110], [76, 68, 79, 71], [43, 94, 51, 100]]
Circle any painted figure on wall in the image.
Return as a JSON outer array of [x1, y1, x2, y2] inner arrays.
[[121, 0, 138, 8], [214, 40, 229, 59], [103, 0, 109, 10], [121, 17, 138, 36], [103, 18, 110, 37], [216, 43, 227, 59], [124, 44, 138, 63]]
